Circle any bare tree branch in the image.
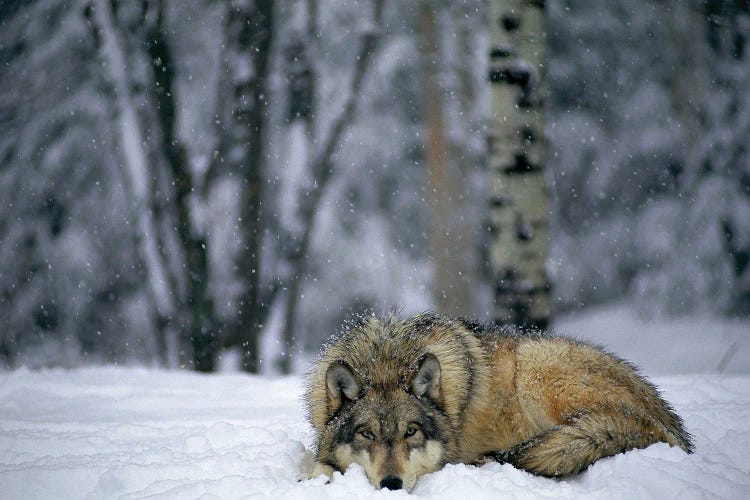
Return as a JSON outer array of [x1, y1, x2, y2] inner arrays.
[[306, 0, 386, 206], [278, 0, 386, 373]]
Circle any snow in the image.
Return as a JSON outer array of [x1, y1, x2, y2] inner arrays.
[[554, 303, 750, 375], [1, 366, 748, 499]]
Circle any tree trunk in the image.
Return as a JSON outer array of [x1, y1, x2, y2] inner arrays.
[[143, 0, 217, 372], [223, 0, 275, 373], [449, 1, 483, 316], [487, 0, 550, 329], [418, 1, 477, 316], [665, 0, 709, 146]]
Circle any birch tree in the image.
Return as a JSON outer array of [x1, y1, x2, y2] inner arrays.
[[487, 0, 550, 329]]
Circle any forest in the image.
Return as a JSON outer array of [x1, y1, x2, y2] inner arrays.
[[1, 0, 749, 373]]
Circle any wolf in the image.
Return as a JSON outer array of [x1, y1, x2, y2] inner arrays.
[[302, 313, 693, 491]]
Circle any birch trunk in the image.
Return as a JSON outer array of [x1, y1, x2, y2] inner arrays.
[[487, 0, 550, 329]]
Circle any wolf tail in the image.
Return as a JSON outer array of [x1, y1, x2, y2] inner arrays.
[[490, 405, 693, 477]]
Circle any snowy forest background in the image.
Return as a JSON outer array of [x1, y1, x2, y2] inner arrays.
[[1, 0, 749, 373]]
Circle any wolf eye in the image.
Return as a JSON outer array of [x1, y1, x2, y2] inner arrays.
[[360, 429, 375, 440], [405, 425, 419, 438]]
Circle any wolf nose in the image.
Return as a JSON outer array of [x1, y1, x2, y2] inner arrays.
[[380, 476, 403, 490]]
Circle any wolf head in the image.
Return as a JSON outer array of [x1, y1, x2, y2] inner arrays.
[[320, 353, 448, 491]]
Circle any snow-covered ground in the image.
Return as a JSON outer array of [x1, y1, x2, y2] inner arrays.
[[553, 303, 750, 375], [2, 304, 749, 498], [1, 366, 748, 499]]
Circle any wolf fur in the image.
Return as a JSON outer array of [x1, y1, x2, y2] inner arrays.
[[303, 313, 693, 490]]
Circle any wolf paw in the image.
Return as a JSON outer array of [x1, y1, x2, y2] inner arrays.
[[298, 450, 334, 482]]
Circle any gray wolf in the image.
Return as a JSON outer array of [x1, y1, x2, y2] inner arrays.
[[302, 313, 693, 491]]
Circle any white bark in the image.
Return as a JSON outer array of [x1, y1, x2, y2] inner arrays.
[[488, 0, 550, 328]]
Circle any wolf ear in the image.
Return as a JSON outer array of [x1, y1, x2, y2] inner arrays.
[[411, 353, 441, 400], [325, 361, 361, 413]]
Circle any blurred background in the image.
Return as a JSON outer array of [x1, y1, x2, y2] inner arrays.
[[1, 0, 749, 373]]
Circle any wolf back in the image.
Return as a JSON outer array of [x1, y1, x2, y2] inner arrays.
[[303, 313, 693, 490]]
